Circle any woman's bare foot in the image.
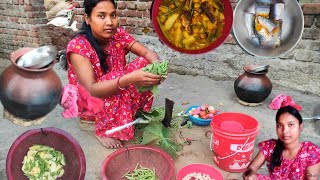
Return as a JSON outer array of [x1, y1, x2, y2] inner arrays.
[[95, 135, 123, 149]]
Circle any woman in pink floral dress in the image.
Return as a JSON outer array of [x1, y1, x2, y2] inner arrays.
[[243, 106, 320, 180], [64, 0, 163, 148]]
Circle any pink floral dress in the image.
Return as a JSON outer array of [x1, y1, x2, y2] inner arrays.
[[66, 27, 153, 140], [257, 139, 320, 180]]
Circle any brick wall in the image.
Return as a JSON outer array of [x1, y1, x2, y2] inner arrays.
[[73, 0, 156, 36], [72, 1, 320, 46], [0, 0, 51, 60], [1, 0, 318, 57]]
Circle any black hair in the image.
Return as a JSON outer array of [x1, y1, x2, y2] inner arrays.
[[63, 0, 117, 72], [269, 105, 302, 172]]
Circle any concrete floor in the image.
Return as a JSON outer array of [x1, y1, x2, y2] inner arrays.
[[0, 62, 319, 179]]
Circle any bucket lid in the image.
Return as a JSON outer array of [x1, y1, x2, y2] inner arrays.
[[211, 112, 259, 135], [221, 121, 244, 132]]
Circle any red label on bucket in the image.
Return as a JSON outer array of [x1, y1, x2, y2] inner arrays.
[[230, 141, 255, 152]]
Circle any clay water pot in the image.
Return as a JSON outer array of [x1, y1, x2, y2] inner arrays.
[[234, 65, 272, 104], [0, 48, 62, 120]]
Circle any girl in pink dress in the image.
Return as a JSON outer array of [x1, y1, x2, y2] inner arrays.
[[243, 106, 320, 180], [64, 0, 163, 148]]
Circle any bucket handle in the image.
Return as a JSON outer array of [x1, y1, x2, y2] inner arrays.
[[210, 133, 250, 160]]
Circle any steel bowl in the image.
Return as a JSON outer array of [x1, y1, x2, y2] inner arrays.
[[232, 0, 304, 58], [17, 45, 57, 69]]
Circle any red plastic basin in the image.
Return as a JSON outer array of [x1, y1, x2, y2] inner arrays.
[[151, 0, 233, 54], [177, 163, 224, 180], [100, 145, 175, 180], [6, 127, 86, 180]]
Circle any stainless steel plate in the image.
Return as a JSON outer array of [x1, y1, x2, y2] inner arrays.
[[233, 0, 304, 58], [17, 45, 57, 69]]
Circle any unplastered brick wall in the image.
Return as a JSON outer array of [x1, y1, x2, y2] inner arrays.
[[71, 1, 320, 62], [1, 0, 318, 58], [72, 1, 320, 47], [0, 0, 51, 60], [301, 3, 320, 62], [73, 0, 156, 36]]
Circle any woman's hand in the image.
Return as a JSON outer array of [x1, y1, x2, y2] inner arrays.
[[128, 41, 160, 63], [123, 69, 162, 87], [241, 151, 266, 180], [144, 50, 160, 63], [243, 169, 258, 180]]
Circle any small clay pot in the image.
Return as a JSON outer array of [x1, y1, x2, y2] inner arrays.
[[0, 48, 62, 120], [234, 65, 272, 104]]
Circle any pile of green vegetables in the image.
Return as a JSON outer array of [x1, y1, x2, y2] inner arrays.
[[123, 163, 158, 180], [137, 60, 169, 95], [135, 106, 183, 159], [22, 145, 66, 180]]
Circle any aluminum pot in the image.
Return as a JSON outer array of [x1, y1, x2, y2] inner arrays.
[[0, 48, 62, 120], [233, 0, 304, 58]]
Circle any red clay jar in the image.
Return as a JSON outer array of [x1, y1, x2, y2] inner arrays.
[[0, 48, 62, 120], [234, 65, 272, 104]]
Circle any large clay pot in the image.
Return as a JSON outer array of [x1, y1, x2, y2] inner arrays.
[[0, 48, 62, 120], [234, 65, 272, 104]]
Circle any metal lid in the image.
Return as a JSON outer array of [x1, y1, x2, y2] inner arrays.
[[244, 64, 269, 74], [16, 45, 57, 69]]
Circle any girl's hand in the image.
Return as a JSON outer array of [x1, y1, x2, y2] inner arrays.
[[243, 169, 257, 180], [144, 50, 160, 63], [128, 41, 160, 63], [128, 69, 162, 87]]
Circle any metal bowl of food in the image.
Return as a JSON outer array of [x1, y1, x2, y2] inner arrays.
[[232, 0, 304, 58], [152, 0, 233, 54]]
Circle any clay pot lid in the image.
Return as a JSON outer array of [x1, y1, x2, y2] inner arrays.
[[243, 65, 269, 74]]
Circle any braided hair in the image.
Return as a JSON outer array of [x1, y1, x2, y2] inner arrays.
[[269, 105, 302, 172]]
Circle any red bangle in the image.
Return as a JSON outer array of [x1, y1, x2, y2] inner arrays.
[[117, 76, 125, 90]]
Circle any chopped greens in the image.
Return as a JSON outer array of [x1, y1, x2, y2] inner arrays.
[[22, 145, 66, 180], [137, 61, 169, 95], [122, 163, 158, 180]]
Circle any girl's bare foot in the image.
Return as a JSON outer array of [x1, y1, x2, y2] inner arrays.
[[95, 135, 123, 149]]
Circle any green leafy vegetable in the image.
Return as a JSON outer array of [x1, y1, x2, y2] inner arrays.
[[134, 106, 183, 159], [137, 61, 169, 94], [136, 107, 165, 122], [22, 145, 66, 180]]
